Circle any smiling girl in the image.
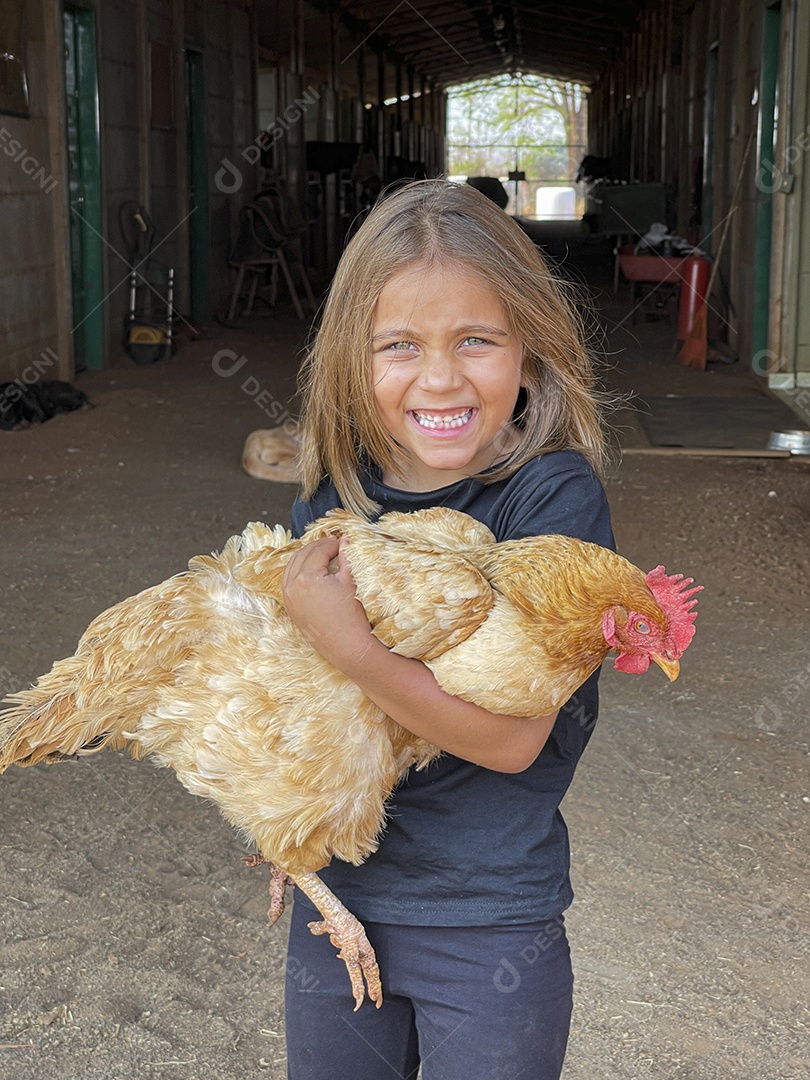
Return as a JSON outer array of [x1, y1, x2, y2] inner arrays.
[[280, 180, 614, 1080]]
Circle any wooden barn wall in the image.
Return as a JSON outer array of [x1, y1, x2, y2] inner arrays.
[[0, 0, 445, 381], [252, 0, 447, 281], [100, 0, 253, 338], [588, 0, 807, 382], [0, 0, 68, 384], [0, 0, 253, 382]]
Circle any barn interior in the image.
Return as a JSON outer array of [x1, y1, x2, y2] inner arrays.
[[0, 3, 808, 1077]]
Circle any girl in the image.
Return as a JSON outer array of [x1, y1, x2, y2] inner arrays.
[[281, 179, 614, 1080]]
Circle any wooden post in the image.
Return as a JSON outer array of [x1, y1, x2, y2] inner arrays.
[[377, 46, 386, 169]]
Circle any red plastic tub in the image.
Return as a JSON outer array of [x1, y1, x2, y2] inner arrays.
[[617, 243, 690, 282]]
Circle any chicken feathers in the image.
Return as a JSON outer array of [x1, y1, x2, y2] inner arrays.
[[0, 507, 701, 1009]]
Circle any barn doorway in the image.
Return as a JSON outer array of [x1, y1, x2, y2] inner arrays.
[[446, 74, 587, 221]]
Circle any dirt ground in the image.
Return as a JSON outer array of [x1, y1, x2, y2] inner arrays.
[[1, 267, 809, 1079]]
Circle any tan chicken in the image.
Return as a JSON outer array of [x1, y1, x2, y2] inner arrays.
[[241, 422, 300, 482], [0, 508, 701, 1009]]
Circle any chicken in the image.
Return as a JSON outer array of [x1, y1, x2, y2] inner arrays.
[[0, 507, 701, 1009], [242, 422, 300, 482]]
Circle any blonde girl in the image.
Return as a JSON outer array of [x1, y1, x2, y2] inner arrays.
[[281, 179, 614, 1080]]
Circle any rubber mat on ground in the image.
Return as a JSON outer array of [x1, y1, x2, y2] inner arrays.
[[636, 395, 801, 449]]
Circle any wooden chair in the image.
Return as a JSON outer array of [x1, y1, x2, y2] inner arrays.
[[226, 199, 306, 321], [255, 180, 318, 314]]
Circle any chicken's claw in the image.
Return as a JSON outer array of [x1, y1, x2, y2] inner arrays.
[[287, 871, 383, 1009], [242, 853, 267, 869], [242, 855, 293, 926], [307, 915, 383, 1010]]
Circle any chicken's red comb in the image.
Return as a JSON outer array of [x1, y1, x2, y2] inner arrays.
[[646, 565, 703, 654]]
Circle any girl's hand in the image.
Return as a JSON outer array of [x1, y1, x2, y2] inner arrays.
[[281, 536, 375, 670]]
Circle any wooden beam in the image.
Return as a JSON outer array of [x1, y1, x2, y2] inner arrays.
[[622, 447, 796, 458]]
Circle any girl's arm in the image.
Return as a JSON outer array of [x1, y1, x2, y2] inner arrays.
[[282, 536, 558, 773]]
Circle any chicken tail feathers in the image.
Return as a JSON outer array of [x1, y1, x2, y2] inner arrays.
[[0, 522, 292, 776], [0, 654, 131, 771]]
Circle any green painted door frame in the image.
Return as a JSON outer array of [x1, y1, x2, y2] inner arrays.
[[64, 6, 104, 369], [186, 50, 209, 324], [752, 3, 782, 360]]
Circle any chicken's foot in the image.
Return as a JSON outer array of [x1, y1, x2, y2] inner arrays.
[[243, 855, 292, 926], [290, 871, 382, 1010]]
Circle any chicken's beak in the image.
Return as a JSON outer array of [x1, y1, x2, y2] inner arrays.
[[651, 654, 680, 682]]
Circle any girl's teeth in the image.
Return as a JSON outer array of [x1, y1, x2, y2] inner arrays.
[[414, 410, 472, 429]]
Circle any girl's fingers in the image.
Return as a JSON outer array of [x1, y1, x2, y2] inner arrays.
[[302, 536, 341, 569], [280, 535, 368, 657], [283, 537, 340, 589], [336, 536, 353, 574]]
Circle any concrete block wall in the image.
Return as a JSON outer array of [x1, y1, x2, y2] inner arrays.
[[0, 0, 62, 383]]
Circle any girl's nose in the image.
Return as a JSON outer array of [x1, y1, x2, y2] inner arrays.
[[417, 351, 463, 392]]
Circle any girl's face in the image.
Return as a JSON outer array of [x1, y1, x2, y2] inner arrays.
[[370, 260, 524, 491]]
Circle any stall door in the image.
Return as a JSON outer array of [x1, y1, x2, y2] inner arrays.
[[64, 6, 104, 369]]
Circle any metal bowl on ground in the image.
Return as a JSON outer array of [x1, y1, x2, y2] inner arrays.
[[767, 430, 810, 455]]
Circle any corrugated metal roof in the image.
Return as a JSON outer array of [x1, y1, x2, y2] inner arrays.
[[338, 0, 650, 85]]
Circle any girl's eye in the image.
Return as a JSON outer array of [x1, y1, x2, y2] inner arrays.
[[462, 336, 489, 347], [387, 341, 415, 353], [634, 620, 650, 635]]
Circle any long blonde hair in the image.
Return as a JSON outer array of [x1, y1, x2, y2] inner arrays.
[[297, 179, 607, 516]]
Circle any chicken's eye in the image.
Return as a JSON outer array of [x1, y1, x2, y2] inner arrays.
[[634, 620, 650, 634]]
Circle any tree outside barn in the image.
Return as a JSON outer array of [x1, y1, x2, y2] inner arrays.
[[446, 74, 587, 219]]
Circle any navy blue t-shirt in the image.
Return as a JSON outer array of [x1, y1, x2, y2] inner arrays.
[[289, 450, 615, 926]]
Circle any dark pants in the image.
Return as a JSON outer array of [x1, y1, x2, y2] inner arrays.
[[285, 900, 573, 1080]]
